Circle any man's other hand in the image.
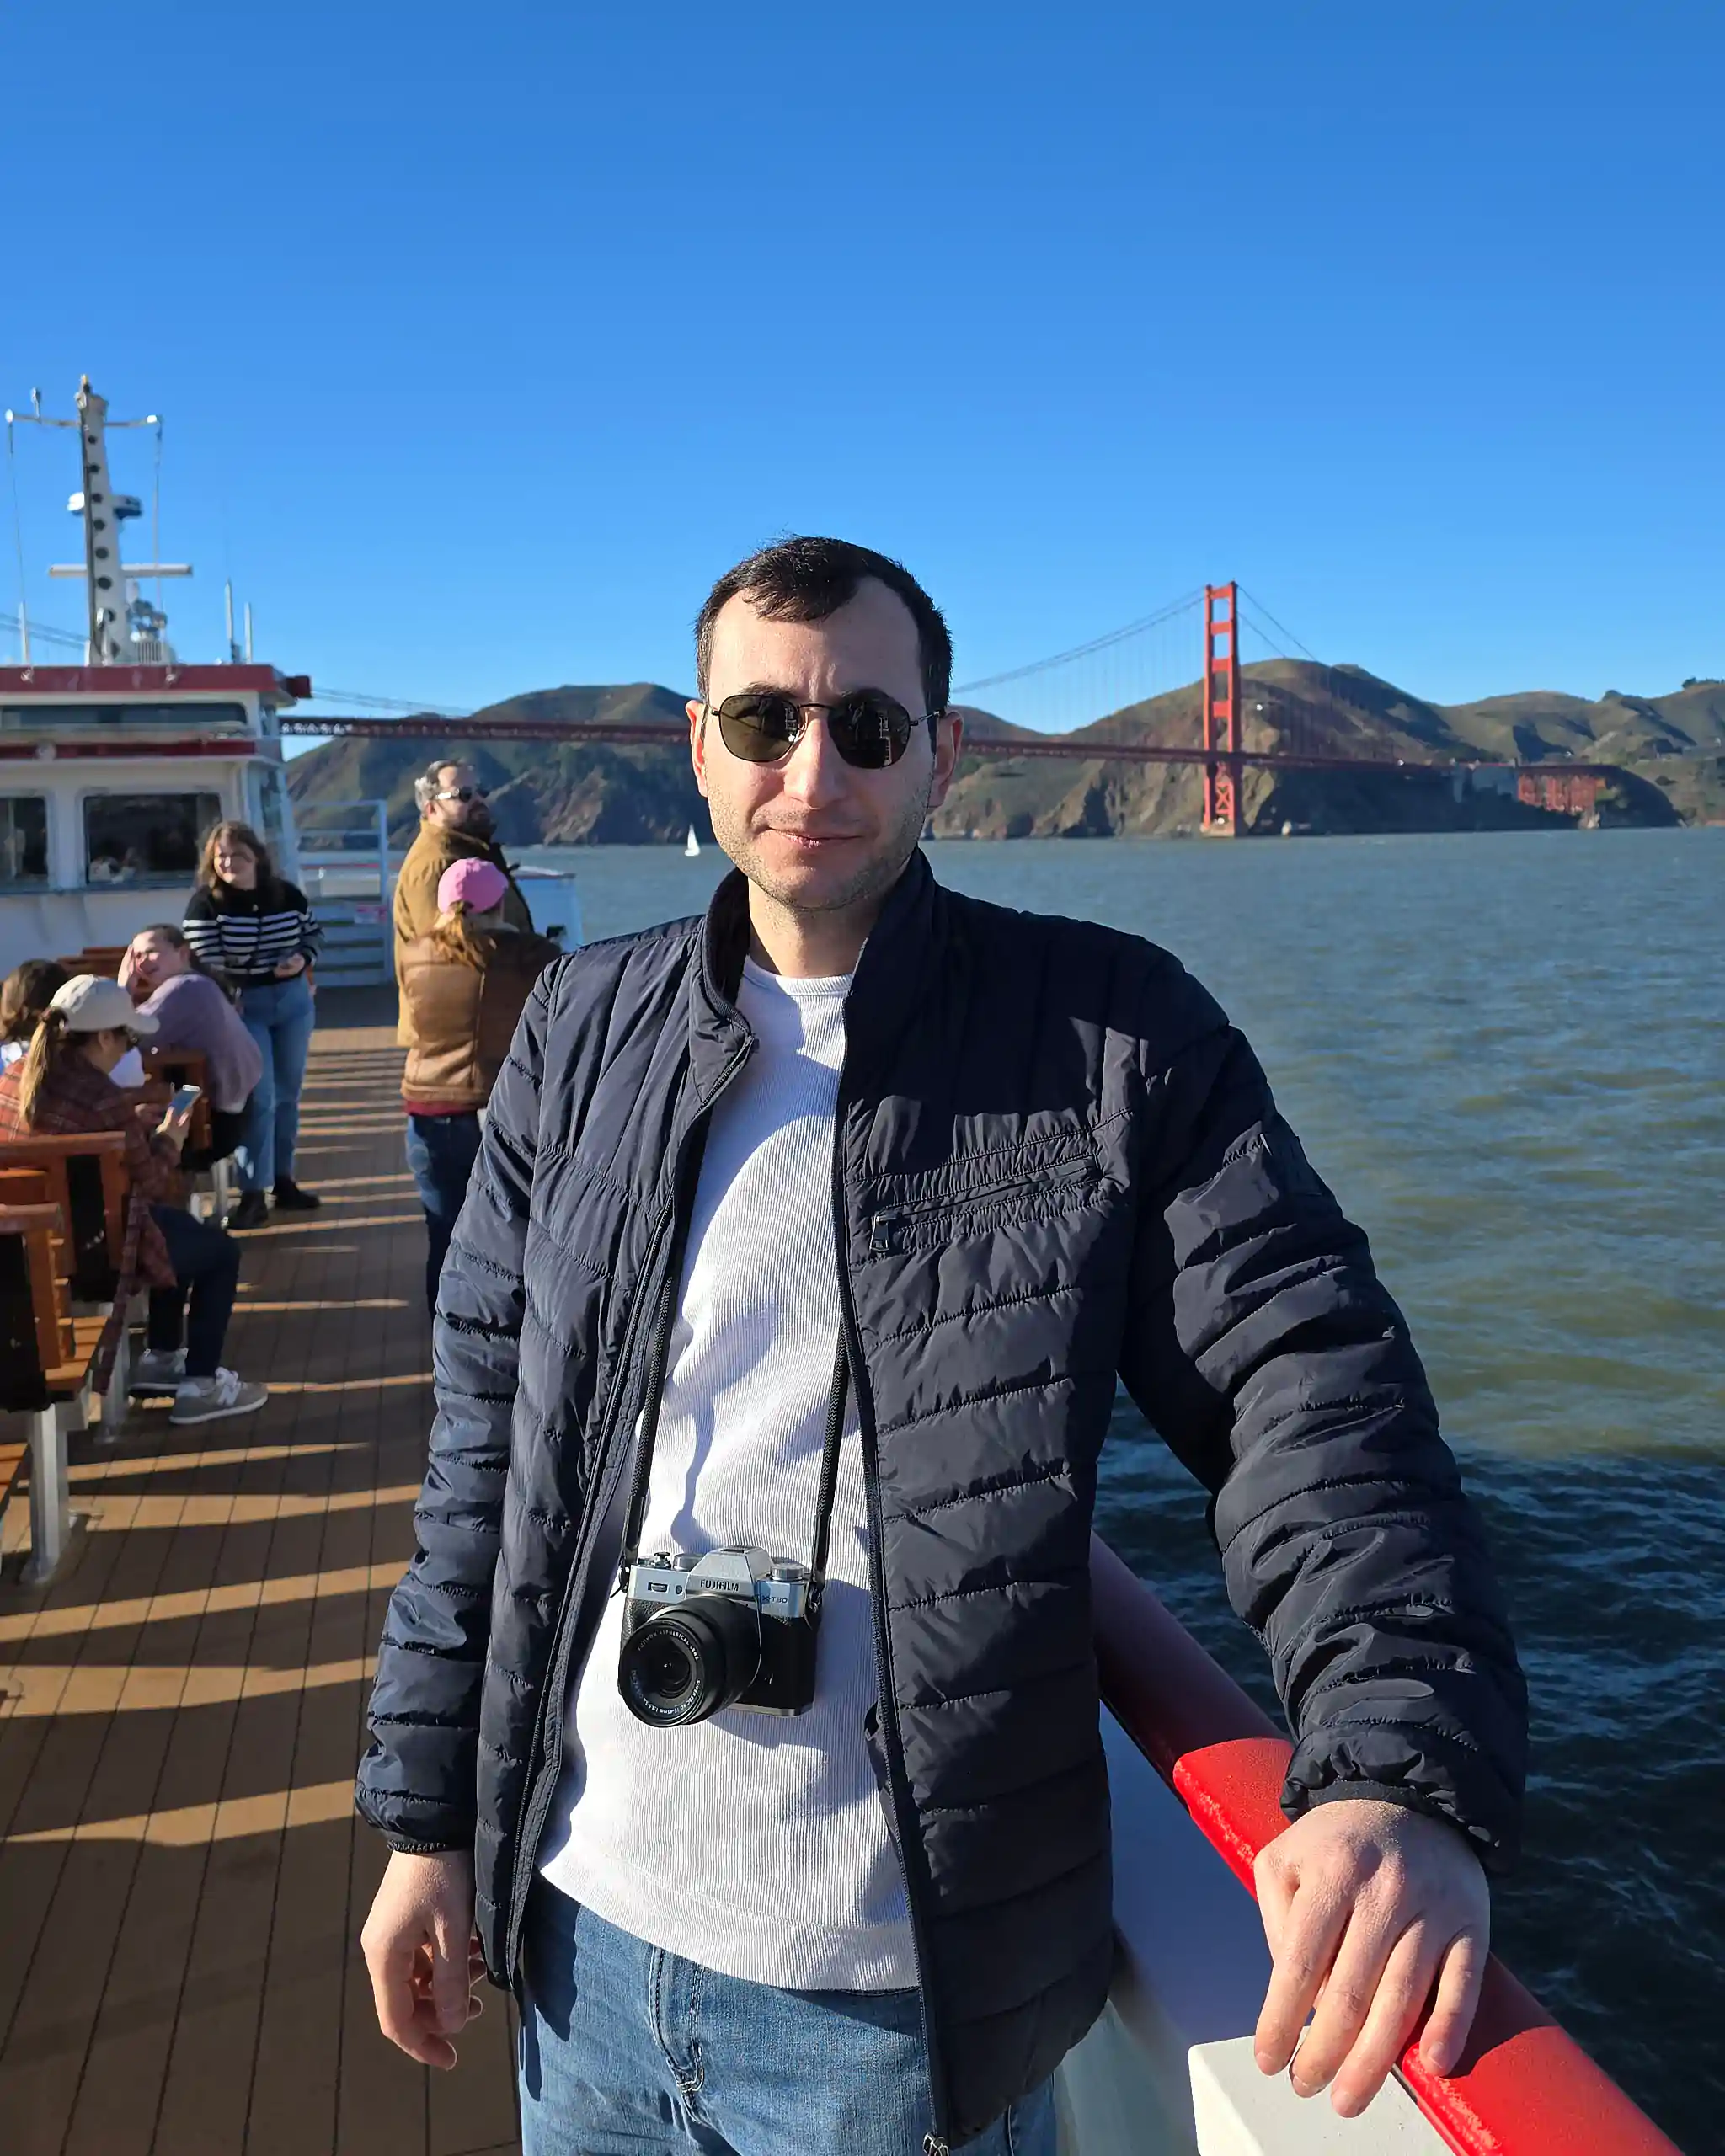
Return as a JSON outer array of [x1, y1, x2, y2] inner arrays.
[[1252, 1797, 1489, 2118], [360, 1849, 485, 2069]]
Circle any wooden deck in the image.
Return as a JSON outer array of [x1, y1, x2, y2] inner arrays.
[[0, 990, 520, 2156]]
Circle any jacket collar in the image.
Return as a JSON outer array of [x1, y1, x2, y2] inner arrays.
[[430, 825, 510, 871], [688, 850, 940, 1100]]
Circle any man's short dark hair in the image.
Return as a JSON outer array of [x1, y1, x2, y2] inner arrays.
[[694, 536, 953, 718]]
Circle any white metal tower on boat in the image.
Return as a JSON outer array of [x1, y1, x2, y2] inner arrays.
[[3, 380, 581, 983], [0, 378, 312, 976]]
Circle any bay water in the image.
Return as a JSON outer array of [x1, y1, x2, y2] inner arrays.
[[521, 829, 1723, 2148]]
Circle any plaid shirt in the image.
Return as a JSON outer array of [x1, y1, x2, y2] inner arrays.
[[0, 1055, 178, 1287]]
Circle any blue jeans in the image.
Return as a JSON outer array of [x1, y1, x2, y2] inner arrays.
[[403, 1111, 482, 1315], [519, 1886, 1056, 2156], [234, 974, 315, 1191], [147, 1203, 240, 1377]]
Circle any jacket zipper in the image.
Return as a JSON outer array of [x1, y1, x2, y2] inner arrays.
[[830, 1066, 949, 2153], [501, 1203, 669, 1983], [870, 1153, 1097, 1252], [502, 1037, 754, 1987]]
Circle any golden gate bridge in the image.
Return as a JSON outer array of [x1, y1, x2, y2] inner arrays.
[[275, 582, 1615, 835]]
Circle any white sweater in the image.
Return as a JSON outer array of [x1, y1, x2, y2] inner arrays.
[[537, 960, 916, 1989]]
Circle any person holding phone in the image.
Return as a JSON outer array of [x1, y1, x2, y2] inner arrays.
[[0, 974, 268, 1424]]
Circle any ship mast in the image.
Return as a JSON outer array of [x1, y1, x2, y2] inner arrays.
[[72, 380, 128, 662], [16, 376, 192, 663]]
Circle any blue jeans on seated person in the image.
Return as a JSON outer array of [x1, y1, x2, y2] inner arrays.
[[403, 1111, 483, 1315], [147, 1203, 240, 1378], [519, 1885, 1057, 2156], [235, 973, 316, 1193]]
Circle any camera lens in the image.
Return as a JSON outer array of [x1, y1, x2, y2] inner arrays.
[[618, 1598, 761, 1727]]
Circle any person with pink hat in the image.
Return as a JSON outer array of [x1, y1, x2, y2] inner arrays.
[[397, 855, 563, 1315]]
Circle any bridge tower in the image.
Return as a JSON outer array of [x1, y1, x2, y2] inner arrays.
[[1201, 582, 1243, 836], [1199, 586, 1242, 836]]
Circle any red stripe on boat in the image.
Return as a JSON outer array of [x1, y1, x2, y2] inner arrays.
[[1091, 1534, 1679, 2156]]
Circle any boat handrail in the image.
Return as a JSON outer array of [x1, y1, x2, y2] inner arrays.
[[1089, 1534, 1679, 2156]]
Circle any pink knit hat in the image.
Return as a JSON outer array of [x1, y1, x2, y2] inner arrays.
[[438, 857, 510, 914]]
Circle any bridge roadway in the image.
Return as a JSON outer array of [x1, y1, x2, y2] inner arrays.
[[278, 716, 1616, 781]]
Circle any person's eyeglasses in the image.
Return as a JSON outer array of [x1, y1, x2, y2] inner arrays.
[[708, 691, 938, 771], [435, 786, 488, 803]]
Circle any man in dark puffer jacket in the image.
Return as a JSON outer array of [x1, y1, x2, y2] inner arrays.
[[357, 539, 1525, 2155]]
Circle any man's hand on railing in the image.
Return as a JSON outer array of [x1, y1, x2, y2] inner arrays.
[[1252, 1796, 1489, 2118]]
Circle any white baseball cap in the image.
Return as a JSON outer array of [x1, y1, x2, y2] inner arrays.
[[49, 974, 158, 1038]]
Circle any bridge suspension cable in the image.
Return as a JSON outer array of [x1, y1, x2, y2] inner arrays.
[[953, 590, 1204, 696], [302, 686, 470, 717], [1234, 586, 1322, 665], [952, 589, 1214, 734]]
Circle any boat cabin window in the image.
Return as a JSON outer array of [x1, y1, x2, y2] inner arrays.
[[254, 762, 289, 862], [83, 792, 222, 887], [0, 797, 49, 887], [0, 702, 248, 731]]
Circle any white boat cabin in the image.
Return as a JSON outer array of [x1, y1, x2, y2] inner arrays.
[[0, 659, 306, 979]]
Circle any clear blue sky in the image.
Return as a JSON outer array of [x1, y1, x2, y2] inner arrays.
[[4, 0, 1720, 736]]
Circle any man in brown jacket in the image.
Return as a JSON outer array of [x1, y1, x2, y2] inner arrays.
[[393, 760, 534, 1043]]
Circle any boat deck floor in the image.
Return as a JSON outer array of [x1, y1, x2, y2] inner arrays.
[[0, 989, 520, 2156]]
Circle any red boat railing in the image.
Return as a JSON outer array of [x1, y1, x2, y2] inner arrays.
[[1089, 1534, 1680, 2156]]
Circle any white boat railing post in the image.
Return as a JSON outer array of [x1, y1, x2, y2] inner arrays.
[[24, 1399, 72, 1582], [102, 1318, 131, 1437]]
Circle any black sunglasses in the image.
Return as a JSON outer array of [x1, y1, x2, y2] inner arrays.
[[708, 691, 939, 771], [436, 785, 488, 803]]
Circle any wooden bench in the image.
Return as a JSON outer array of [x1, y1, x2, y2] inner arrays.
[[53, 945, 128, 979], [0, 1205, 61, 1536], [0, 1200, 110, 1581], [0, 1134, 136, 1572], [0, 1130, 129, 1303]]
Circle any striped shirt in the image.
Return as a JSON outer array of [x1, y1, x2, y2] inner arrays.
[[183, 880, 321, 985]]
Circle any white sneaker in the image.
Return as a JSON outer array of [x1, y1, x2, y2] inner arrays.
[[130, 1348, 187, 1397], [169, 1367, 270, 1425]]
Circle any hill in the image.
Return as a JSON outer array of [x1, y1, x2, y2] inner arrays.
[[286, 666, 1723, 843], [934, 662, 1715, 836], [287, 684, 703, 846]]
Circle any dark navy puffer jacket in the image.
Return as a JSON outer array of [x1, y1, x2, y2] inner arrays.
[[357, 855, 1525, 2151]]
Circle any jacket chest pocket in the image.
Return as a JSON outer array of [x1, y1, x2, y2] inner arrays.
[[868, 1147, 1106, 1257]]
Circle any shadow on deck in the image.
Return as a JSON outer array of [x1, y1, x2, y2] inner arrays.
[[0, 989, 519, 2156]]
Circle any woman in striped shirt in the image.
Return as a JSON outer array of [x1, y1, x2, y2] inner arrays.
[[184, 820, 322, 1230]]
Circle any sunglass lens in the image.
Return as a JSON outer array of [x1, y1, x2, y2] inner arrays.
[[715, 694, 801, 763], [830, 693, 912, 769]]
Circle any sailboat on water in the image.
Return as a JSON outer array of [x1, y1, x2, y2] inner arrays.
[[684, 826, 701, 857]]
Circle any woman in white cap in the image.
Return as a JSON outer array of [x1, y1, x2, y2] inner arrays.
[[0, 974, 268, 1424], [397, 854, 561, 1314]]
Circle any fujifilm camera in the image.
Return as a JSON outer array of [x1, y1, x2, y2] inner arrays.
[[617, 1545, 818, 1727]]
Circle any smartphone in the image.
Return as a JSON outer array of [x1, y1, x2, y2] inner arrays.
[[169, 1083, 203, 1117]]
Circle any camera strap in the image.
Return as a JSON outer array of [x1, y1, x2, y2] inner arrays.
[[805, 1334, 850, 1611], [617, 1230, 696, 1582]]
